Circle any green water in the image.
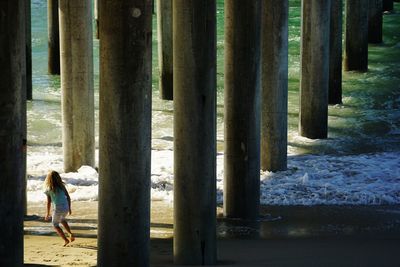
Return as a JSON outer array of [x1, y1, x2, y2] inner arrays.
[[28, 0, 400, 157]]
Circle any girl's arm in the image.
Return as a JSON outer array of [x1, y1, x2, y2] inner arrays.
[[45, 195, 51, 220], [64, 187, 72, 215]]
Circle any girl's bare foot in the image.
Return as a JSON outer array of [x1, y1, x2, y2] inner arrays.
[[69, 234, 75, 243], [63, 240, 70, 247]]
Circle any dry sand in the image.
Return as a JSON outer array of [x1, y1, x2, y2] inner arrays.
[[24, 235, 97, 266], [25, 201, 174, 266]]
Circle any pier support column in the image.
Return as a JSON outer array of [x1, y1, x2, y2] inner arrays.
[[48, 0, 60, 74], [26, 0, 32, 100], [299, 0, 331, 139], [156, 0, 173, 100], [174, 0, 217, 264], [97, 0, 152, 266], [260, 0, 288, 172], [383, 0, 394, 11], [369, 0, 383, 43], [59, 0, 95, 172], [344, 0, 369, 72], [23, 0, 30, 213], [0, 1, 25, 265], [224, 0, 261, 220], [329, 0, 343, 104]]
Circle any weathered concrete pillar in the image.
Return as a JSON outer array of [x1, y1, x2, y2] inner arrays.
[[173, 0, 217, 264], [369, 0, 383, 43], [94, 0, 99, 39], [261, 0, 289, 171], [97, 0, 152, 266], [22, 135, 27, 216], [48, 0, 60, 75], [344, 0, 369, 72], [26, 0, 32, 100], [299, 0, 331, 139], [156, 0, 173, 100], [224, 0, 261, 221], [329, 0, 343, 104], [23, 0, 30, 214], [383, 0, 394, 11], [260, 0, 288, 172], [0, 1, 25, 265], [59, 0, 95, 172]]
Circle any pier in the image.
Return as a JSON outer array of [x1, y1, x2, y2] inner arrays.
[[1, 0, 399, 265]]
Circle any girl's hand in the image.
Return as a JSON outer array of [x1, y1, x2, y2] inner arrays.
[[44, 214, 50, 221]]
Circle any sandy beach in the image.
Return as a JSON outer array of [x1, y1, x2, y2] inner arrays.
[[16, 0, 400, 265], [24, 200, 172, 266], [24, 235, 97, 266], [24, 201, 400, 266]]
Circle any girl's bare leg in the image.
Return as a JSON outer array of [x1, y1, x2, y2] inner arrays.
[[54, 226, 70, 246], [61, 220, 75, 242]]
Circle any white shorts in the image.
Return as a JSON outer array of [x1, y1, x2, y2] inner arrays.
[[52, 210, 68, 227]]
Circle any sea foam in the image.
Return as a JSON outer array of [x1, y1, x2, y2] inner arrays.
[[27, 149, 400, 206]]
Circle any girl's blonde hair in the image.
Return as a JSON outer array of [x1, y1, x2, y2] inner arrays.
[[45, 170, 66, 191]]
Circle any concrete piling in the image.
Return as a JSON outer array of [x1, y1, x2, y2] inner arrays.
[[383, 0, 394, 11], [173, 0, 217, 264], [344, 0, 369, 72], [224, 0, 261, 221], [369, 0, 383, 44], [97, 0, 152, 266], [23, 0, 30, 213], [260, 0, 288, 172], [0, 1, 25, 265], [48, 0, 60, 75], [329, 0, 343, 104], [156, 0, 173, 100], [299, 0, 331, 139], [59, 0, 95, 172], [26, 0, 32, 100]]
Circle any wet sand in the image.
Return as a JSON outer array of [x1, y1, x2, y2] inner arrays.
[[24, 202, 400, 266]]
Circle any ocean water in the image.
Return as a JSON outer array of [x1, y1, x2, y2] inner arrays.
[[27, 1, 400, 205]]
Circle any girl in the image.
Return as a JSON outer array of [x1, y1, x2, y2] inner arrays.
[[44, 170, 75, 246]]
